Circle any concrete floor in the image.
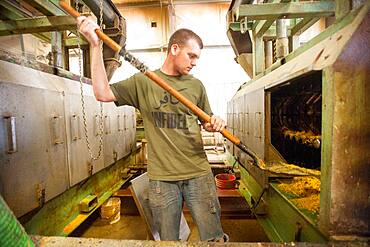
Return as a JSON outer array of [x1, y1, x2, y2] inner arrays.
[[75, 208, 269, 242]]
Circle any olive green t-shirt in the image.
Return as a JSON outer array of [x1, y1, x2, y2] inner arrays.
[[110, 69, 213, 181]]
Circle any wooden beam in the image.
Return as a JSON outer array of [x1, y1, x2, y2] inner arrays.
[[237, 1, 335, 20], [0, 16, 77, 36], [290, 17, 320, 36], [26, 0, 66, 16]]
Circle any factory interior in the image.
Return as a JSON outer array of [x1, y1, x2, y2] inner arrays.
[[0, 0, 369, 246]]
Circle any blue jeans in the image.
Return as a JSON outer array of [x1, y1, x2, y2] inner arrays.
[[148, 172, 226, 241]]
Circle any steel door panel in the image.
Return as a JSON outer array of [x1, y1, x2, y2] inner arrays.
[[0, 82, 69, 217], [87, 98, 105, 174], [65, 93, 90, 186], [244, 89, 265, 159]]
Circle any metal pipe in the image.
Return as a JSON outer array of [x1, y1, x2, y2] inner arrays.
[[264, 40, 273, 69], [51, 32, 63, 68], [276, 19, 288, 58]]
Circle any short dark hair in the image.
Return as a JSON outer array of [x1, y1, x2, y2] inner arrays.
[[167, 28, 203, 52]]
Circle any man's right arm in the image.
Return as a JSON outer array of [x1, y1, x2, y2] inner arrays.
[[77, 16, 116, 102]]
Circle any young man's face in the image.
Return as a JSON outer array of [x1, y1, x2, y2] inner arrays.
[[172, 38, 201, 75]]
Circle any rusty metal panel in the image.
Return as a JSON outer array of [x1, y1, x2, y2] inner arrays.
[[0, 82, 69, 217]]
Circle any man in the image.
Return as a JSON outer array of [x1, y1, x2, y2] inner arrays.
[[77, 16, 228, 242]]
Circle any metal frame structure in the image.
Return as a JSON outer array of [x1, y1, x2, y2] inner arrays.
[[226, 0, 369, 242]]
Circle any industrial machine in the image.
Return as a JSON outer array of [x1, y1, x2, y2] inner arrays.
[[226, 0, 369, 243], [0, 61, 136, 217], [0, 0, 368, 245]]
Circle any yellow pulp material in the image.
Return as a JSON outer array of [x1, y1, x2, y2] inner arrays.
[[277, 176, 320, 213], [282, 129, 321, 144], [291, 194, 320, 213], [261, 161, 321, 177]]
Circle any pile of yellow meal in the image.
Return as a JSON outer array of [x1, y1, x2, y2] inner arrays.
[[277, 176, 320, 213]]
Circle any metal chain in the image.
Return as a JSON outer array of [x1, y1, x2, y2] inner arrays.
[[75, 0, 104, 161]]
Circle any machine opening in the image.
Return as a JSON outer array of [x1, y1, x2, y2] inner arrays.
[[270, 71, 322, 170]]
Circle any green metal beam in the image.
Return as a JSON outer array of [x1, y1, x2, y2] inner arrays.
[[335, 0, 351, 19], [237, 1, 335, 20], [25, 0, 66, 16], [290, 17, 320, 36], [229, 22, 241, 32], [0, 16, 76, 36], [254, 19, 275, 37], [64, 37, 88, 47], [252, 34, 264, 76], [0, 1, 50, 42]]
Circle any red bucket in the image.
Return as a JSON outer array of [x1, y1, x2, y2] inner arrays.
[[215, 173, 236, 189]]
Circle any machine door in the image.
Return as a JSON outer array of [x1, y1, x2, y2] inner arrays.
[[0, 83, 69, 217]]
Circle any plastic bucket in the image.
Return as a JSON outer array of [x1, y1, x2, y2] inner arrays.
[[100, 197, 121, 224], [215, 173, 236, 189]]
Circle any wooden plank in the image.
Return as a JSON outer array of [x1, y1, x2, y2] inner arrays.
[[237, 1, 335, 20], [0, 16, 76, 36]]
